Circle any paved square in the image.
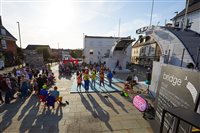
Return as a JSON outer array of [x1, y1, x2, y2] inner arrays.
[[0, 65, 154, 133]]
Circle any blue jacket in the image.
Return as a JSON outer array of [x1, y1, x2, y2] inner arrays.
[[107, 72, 113, 79]]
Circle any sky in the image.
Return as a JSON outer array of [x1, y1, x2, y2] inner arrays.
[[0, 0, 186, 49]]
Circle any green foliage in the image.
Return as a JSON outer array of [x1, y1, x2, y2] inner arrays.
[[71, 51, 78, 58]]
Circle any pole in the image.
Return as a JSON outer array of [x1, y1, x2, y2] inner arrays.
[[167, 49, 170, 64], [180, 48, 185, 67], [17, 22, 22, 49], [149, 0, 155, 28], [17, 22, 22, 66], [183, 0, 189, 30], [118, 18, 120, 37]]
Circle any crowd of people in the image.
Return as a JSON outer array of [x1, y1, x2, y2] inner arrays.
[[0, 64, 55, 105]]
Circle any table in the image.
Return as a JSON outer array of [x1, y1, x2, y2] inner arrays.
[[160, 107, 200, 133]]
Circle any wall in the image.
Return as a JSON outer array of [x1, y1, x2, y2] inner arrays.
[[84, 37, 118, 64], [175, 10, 200, 33], [148, 28, 194, 68], [5, 40, 17, 56]]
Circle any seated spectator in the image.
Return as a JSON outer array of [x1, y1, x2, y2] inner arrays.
[[39, 87, 48, 102], [50, 86, 65, 105], [46, 94, 56, 109], [133, 74, 138, 85]]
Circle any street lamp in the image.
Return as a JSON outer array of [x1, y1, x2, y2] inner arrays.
[[17, 22, 22, 49], [17, 22, 22, 66], [149, 0, 155, 28]]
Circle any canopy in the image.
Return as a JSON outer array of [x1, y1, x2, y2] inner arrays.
[[63, 57, 78, 65]]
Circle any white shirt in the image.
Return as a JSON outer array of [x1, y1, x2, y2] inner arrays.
[[133, 76, 138, 83]]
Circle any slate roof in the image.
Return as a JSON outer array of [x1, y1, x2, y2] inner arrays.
[[26, 45, 51, 50], [0, 16, 17, 41]]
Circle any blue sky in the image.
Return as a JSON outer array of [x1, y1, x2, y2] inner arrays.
[[0, 0, 185, 49]]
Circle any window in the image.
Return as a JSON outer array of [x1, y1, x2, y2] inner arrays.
[[89, 49, 93, 55], [1, 29, 6, 35], [1, 40, 7, 49]]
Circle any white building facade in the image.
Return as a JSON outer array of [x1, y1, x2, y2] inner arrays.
[[172, 0, 200, 33], [83, 36, 132, 65]]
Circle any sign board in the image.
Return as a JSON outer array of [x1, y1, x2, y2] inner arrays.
[[136, 26, 149, 34], [155, 65, 200, 132]]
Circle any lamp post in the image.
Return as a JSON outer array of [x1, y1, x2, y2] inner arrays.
[[149, 0, 155, 28], [183, 0, 189, 30], [17, 22, 22, 66]]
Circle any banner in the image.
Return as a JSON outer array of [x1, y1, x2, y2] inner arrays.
[[154, 65, 200, 132]]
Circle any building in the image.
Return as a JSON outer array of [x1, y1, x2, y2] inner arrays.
[[83, 35, 133, 65], [132, 35, 161, 67], [0, 16, 18, 66], [171, 0, 200, 33], [25, 44, 52, 67], [61, 50, 71, 60]]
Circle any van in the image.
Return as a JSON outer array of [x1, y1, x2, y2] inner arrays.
[[0, 60, 5, 70]]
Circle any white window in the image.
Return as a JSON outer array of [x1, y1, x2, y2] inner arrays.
[[89, 49, 93, 54], [1, 39, 7, 49], [1, 29, 6, 35]]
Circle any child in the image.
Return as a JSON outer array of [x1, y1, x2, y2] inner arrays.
[[90, 69, 96, 88], [50, 86, 66, 106], [107, 70, 113, 87], [99, 70, 105, 87], [46, 94, 56, 109], [83, 70, 89, 92], [39, 86, 48, 102], [32, 78, 39, 95], [76, 71, 82, 91]]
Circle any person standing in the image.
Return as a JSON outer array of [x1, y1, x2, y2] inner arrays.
[[91, 69, 96, 88], [20, 75, 30, 99], [5, 78, 12, 103], [76, 71, 82, 91], [107, 70, 113, 87], [83, 69, 90, 92], [99, 70, 105, 87], [37, 74, 44, 92]]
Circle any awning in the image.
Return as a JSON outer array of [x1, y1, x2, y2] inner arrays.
[[110, 38, 134, 56]]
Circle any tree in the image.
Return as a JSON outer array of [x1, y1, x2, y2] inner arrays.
[[36, 47, 51, 62], [70, 51, 78, 58]]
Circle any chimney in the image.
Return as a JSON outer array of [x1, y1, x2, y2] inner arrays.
[[0, 16, 2, 26]]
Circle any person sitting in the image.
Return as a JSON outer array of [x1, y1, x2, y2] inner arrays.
[[46, 94, 56, 109], [39, 86, 48, 102], [50, 86, 66, 106], [132, 74, 138, 85]]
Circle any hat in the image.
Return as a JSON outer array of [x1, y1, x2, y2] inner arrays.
[[42, 84, 47, 89]]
